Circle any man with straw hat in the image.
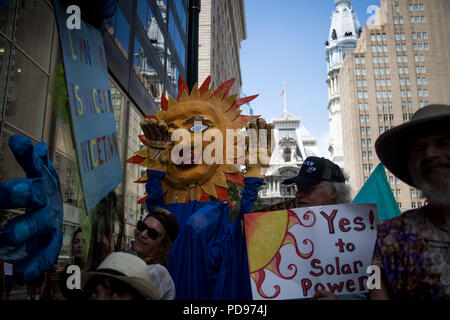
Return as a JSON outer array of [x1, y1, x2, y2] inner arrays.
[[370, 104, 450, 299], [82, 252, 160, 300]]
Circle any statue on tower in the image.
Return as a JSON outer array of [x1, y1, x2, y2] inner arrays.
[[332, 29, 337, 40]]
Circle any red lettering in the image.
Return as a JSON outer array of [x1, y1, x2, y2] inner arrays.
[[353, 216, 366, 231], [301, 279, 312, 297], [346, 242, 355, 252], [335, 238, 345, 253], [97, 89, 104, 113], [106, 135, 111, 160], [326, 281, 345, 293], [341, 264, 352, 274], [102, 136, 108, 161], [335, 257, 341, 275], [339, 218, 351, 232], [309, 259, 324, 276], [358, 275, 368, 291], [319, 209, 338, 234], [314, 283, 325, 293], [346, 279, 356, 292], [97, 137, 103, 165], [353, 260, 363, 273], [325, 264, 335, 275]]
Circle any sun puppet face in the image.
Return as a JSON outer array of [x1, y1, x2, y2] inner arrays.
[[130, 76, 259, 206], [163, 99, 229, 189]]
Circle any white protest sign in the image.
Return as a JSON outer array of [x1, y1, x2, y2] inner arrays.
[[244, 203, 378, 299]]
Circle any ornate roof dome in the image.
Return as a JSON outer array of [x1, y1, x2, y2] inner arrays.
[[335, 0, 351, 7]]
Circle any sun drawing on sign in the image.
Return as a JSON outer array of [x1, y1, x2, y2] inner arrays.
[[245, 209, 316, 299], [127, 76, 260, 206]]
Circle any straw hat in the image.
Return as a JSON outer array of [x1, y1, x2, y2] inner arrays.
[[375, 104, 450, 187], [82, 252, 160, 300]]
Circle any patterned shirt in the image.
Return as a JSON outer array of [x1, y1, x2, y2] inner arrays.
[[372, 206, 450, 299]]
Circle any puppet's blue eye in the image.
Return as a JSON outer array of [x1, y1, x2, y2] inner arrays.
[[189, 123, 209, 133]]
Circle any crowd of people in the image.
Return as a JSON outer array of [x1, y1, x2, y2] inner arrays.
[[0, 104, 448, 300]]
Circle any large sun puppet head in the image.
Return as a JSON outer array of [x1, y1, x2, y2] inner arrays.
[[128, 76, 259, 206]]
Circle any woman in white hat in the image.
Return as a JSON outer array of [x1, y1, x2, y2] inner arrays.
[[82, 252, 159, 300]]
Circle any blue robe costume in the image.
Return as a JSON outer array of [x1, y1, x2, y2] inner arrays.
[[145, 170, 263, 300]]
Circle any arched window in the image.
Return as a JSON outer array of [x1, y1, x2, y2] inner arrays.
[[284, 148, 291, 162]]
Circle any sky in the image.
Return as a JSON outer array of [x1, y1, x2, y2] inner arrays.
[[240, 0, 380, 158]]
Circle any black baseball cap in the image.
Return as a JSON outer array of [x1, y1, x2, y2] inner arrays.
[[282, 156, 346, 187]]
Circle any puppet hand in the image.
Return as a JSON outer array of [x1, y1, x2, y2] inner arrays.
[[140, 117, 170, 173], [244, 118, 273, 178], [0, 135, 63, 283]]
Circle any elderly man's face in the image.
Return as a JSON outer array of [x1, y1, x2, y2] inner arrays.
[[295, 182, 337, 207], [133, 216, 166, 262], [409, 131, 450, 205]]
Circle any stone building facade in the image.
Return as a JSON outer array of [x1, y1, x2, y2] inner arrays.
[[198, 0, 246, 95], [339, 0, 450, 210]]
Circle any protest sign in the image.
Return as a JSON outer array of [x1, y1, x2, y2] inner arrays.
[[244, 203, 378, 299], [54, 0, 122, 213]]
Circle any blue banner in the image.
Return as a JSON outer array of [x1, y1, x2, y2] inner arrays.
[[54, 0, 121, 213]]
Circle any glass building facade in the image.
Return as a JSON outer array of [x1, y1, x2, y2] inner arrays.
[[0, 0, 188, 259]]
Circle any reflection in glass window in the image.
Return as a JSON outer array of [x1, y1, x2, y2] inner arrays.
[[169, 8, 186, 68], [0, 126, 28, 182], [167, 48, 179, 89], [136, 0, 166, 54], [109, 79, 126, 139], [5, 48, 48, 139], [14, 0, 53, 71], [0, 36, 11, 116], [0, 0, 16, 39], [133, 38, 164, 101], [173, 0, 187, 33], [106, 6, 130, 59]]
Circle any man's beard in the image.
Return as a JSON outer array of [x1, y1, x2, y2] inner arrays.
[[411, 169, 450, 206]]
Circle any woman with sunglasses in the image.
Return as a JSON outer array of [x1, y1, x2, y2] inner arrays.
[[130, 207, 179, 300]]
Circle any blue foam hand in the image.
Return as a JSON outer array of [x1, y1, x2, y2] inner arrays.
[[0, 134, 63, 283]]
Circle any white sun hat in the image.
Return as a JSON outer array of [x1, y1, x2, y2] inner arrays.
[[82, 252, 160, 300]]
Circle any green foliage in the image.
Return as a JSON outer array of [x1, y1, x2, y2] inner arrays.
[[228, 182, 244, 221], [228, 178, 265, 221], [49, 64, 71, 126]]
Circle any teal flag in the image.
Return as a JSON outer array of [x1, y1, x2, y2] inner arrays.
[[352, 163, 402, 221]]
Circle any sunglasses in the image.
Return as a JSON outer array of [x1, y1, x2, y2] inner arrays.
[[136, 220, 162, 240]]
